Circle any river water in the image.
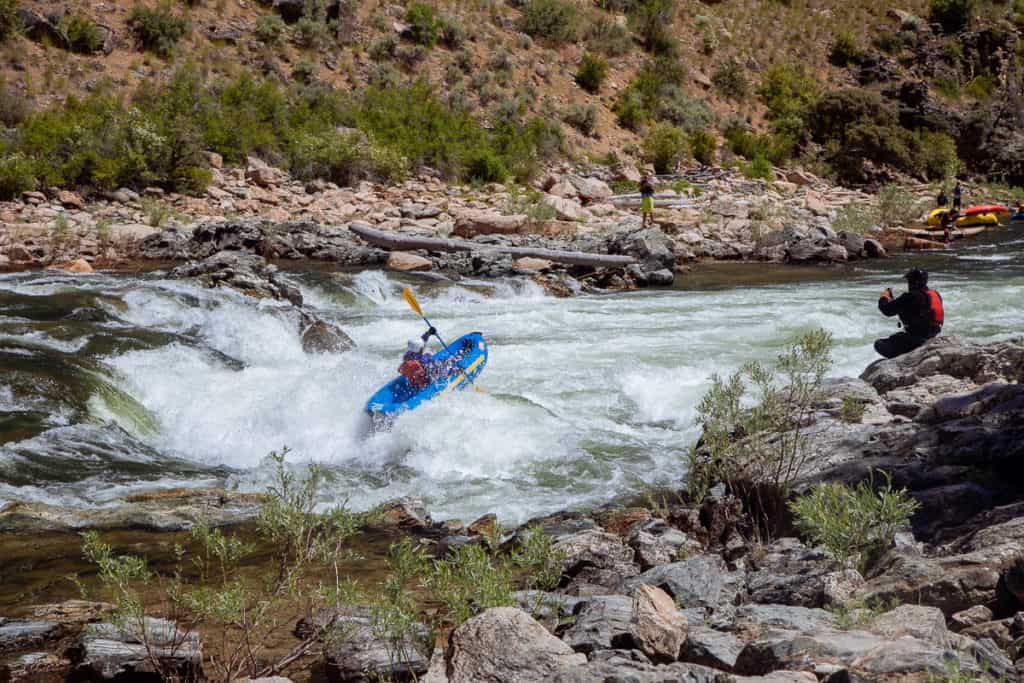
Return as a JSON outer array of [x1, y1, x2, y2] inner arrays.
[[2, 227, 1023, 523]]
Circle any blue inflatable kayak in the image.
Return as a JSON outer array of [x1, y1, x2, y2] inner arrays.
[[1012, 212, 1024, 221], [365, 332, 488, 425]]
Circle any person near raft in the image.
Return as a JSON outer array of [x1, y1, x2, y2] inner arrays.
[[936, 187, 948, 207], [639, 172, 655, 228], [398, 327, 439, 389], [873, 268, 944, 359], [952, 181, 964, 210], [940, 209, 958, 243]]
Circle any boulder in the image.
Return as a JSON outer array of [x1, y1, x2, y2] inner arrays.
[[785, 240, 847, 263], [323, 615, 430, 682], [836, 230, 865, 257], [57, 190, 84, 209], [679, 625, 744, 672], [746, 538, 834, 608], [69, 618, 202, 681], [373, 497, 431, 530], [0, 652, 69, 681], [301, 320, 356, 354], [543, 195, 584, 222], [0, 619, 62, 653], [548, 181, 578, 199], [170, 251, 303, 305], [951, 605, 995, 632], [447, 608, 585, 683], [561, 594, 634, 653], [453, 210, 527, 237], [867, 605, 949, 647], [553, 658, 723, 683], [513, 257, 554, 272], [860, 337, 1024, 394], [571, 177, 613, 204], [386, 251, 433, 272], [630, 584, 688, 662], [246, 157, 283, 188], [627, 519, 701, 571], [624, 554, 743, 618], [554, 529, 640, 593], [609, 227, 676, 273], [61, 258, 94, 273]]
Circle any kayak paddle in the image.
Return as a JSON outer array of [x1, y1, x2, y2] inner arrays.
[[401, 287, 484, 393]]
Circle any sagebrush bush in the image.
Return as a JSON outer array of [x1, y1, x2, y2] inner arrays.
[[0, 76, 29, 126], [712, 58, 749, 100], [63, 13, 103, 53], [438, 14, 465, 47], [564, 103, 598, 136], [254, 14, 286, 44], [790, 475, 919, 572], [0, 0, 18, 43], [930, 0, 974, 33], [575, 53, 608, 94], [614, 55, 688, 131], [758, 63, 818, 145], [585, 13, 631, 56], [614, 90, 647, 131], [631, 0, 677, 54], [743, 155, 773, 180], [404, 2, 439, 47], [688, 129, 716, 165], [829, 31, 862, 66], [643, 123, 686, 173], [654, 86, 714, 132], [129, 4, 190, 57], [518, 0, 579, 43]]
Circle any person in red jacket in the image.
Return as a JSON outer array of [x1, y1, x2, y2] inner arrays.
[[874, 268, 944, 359], [398, 327, 438, 389]]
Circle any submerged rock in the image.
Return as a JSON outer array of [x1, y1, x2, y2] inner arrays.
[[171, 250, 303, 305]]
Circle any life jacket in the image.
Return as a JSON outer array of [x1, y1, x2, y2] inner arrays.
[[398, 359, 428, 388], [927, 289, 944, 330]]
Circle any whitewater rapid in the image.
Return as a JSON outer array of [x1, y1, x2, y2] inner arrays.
[[1, 230, 1023, 522]]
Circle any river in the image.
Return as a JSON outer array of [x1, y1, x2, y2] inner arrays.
[[1, 227, 1022, 523]]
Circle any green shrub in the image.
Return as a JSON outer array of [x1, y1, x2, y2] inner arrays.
[[758, 63, 818, 143], [917, 130, 961, 180], [292, 59, 317, 83], [838, 395, 866, 423], [930, 0, 974, 33], [294, 15, 329, 49], [829, 31, 862, 66], [790, 475, 919, 572], [575, 53, 608, 94], [254, 14, 286, 44], [438, 14, 466, 47], [518, 0, 579, 43], [63, 13, 103, 53], [712, 58, 749, 100], [965, 72, 997, 99], [688, 328, 834, 504], [614, 55, 688, 130], [832, 203, 875, 234], [467, 150, 508, 183], [871, 29, 904, 54], [0, 152, 37, 199], [688, 130, 716, 165], [404, 2, 439, 47], [743, 155, 772, 180], [614, 89, 648, 131], [288, 130, 407, 186], [654, 86, 714, 132], [564, 103, 598, 136], [631, 0, 677, 55], [932, 76, 961, 100], [369, 34, 397, 60], [0, 0, 18, 43], [585, 13, 631, 56], [129, 4, 190, 57], [643, 123, 686, 173], [0, 75, 29, 126]]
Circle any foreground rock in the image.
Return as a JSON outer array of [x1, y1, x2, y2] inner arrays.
[[447, 608, 586, 683], [69, 618, 202, 681], [323, 614, 430, 682]]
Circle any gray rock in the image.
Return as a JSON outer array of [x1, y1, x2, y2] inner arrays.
[[561, 594, 634, 654], [69, 618, 201, 681], [867, 604, 949, 648], [171, 251, 303, 305], [554, 658, 723, 683], [324, 615, 430, 683], [609, 227, 676, 273], [554, 529, 639, 593], [680, 625, 745, 672], [301, 320, 356, 354], [746, 538, 834, 608], [860, 337, 1024, 394], [624, 554, 743, 618], [734, 604, 838, 633], [448, 608, 586, 683], [512, 591, 584, 622], [0, 619, 61, 653]]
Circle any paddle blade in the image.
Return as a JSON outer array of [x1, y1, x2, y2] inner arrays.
[[402, 287, 423, 317]]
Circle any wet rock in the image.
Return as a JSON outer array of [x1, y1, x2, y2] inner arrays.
[[386, 251, 433, 272], [467, 513, 497, 536], [0, 619, 61, 653], [323, 615, 430, 683], [0, 488, 264, 533], [301, 320, 356, 354], [139, 226, 194, 260], [624, 554, 744, 618], [786, 239, 847, 264], [860, 337, 1024, 394], [447, 607, 586, 683], [373, 496, 431, 530], [171, 251, 303, 305], [69, 618, 202, 681]]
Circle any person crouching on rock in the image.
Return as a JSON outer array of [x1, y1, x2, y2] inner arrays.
[[640, 172, 655, 228], [398, 327, 438, 389], [874, 268, 944, 359]]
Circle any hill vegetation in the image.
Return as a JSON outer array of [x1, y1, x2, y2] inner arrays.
[[1, 0, 1023, 198]]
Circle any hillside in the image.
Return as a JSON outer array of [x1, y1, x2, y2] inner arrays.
[[1, 0, 1024, 195]]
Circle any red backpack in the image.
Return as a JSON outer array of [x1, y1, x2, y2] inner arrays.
[[927, 289, 944, 328], [398, 359, 428, 388]]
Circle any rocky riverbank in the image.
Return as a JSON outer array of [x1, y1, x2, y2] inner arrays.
[[1, 336, 1022, 681], [0, 160, 921, 291]]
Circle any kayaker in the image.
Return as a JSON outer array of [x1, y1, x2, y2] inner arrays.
[[399, 327, 438, 389], [640, 172, 655, 228], [936, 188, 948, 207], [873, 268, 944, 359], [952, 181, 963, 210]]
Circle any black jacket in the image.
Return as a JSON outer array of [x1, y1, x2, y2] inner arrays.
[[878, 287, 941, 338]]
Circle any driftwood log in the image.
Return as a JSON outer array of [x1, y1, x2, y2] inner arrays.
[[349, 223, 636, 268]]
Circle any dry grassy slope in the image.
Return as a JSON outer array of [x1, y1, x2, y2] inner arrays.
[[0, 0, 1017, 162]]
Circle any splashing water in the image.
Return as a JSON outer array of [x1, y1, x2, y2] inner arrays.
[[1, 228, 1023, 522]]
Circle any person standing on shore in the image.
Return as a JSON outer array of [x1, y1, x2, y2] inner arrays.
[[952, 181, 964, 211], [640, 172, 655, 228], [936, 187, 948, 207]]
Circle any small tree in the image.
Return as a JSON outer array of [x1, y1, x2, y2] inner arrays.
[[575, 53, 608, 94], [790, 474, 919, 572], [643, 123, 686, 174]]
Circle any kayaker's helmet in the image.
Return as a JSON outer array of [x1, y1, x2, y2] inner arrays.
[[904, 268, 928, 286], [407, 338, 424, 353]]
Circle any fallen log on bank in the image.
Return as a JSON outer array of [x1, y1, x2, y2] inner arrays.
[[349, 223, 636, 268]]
